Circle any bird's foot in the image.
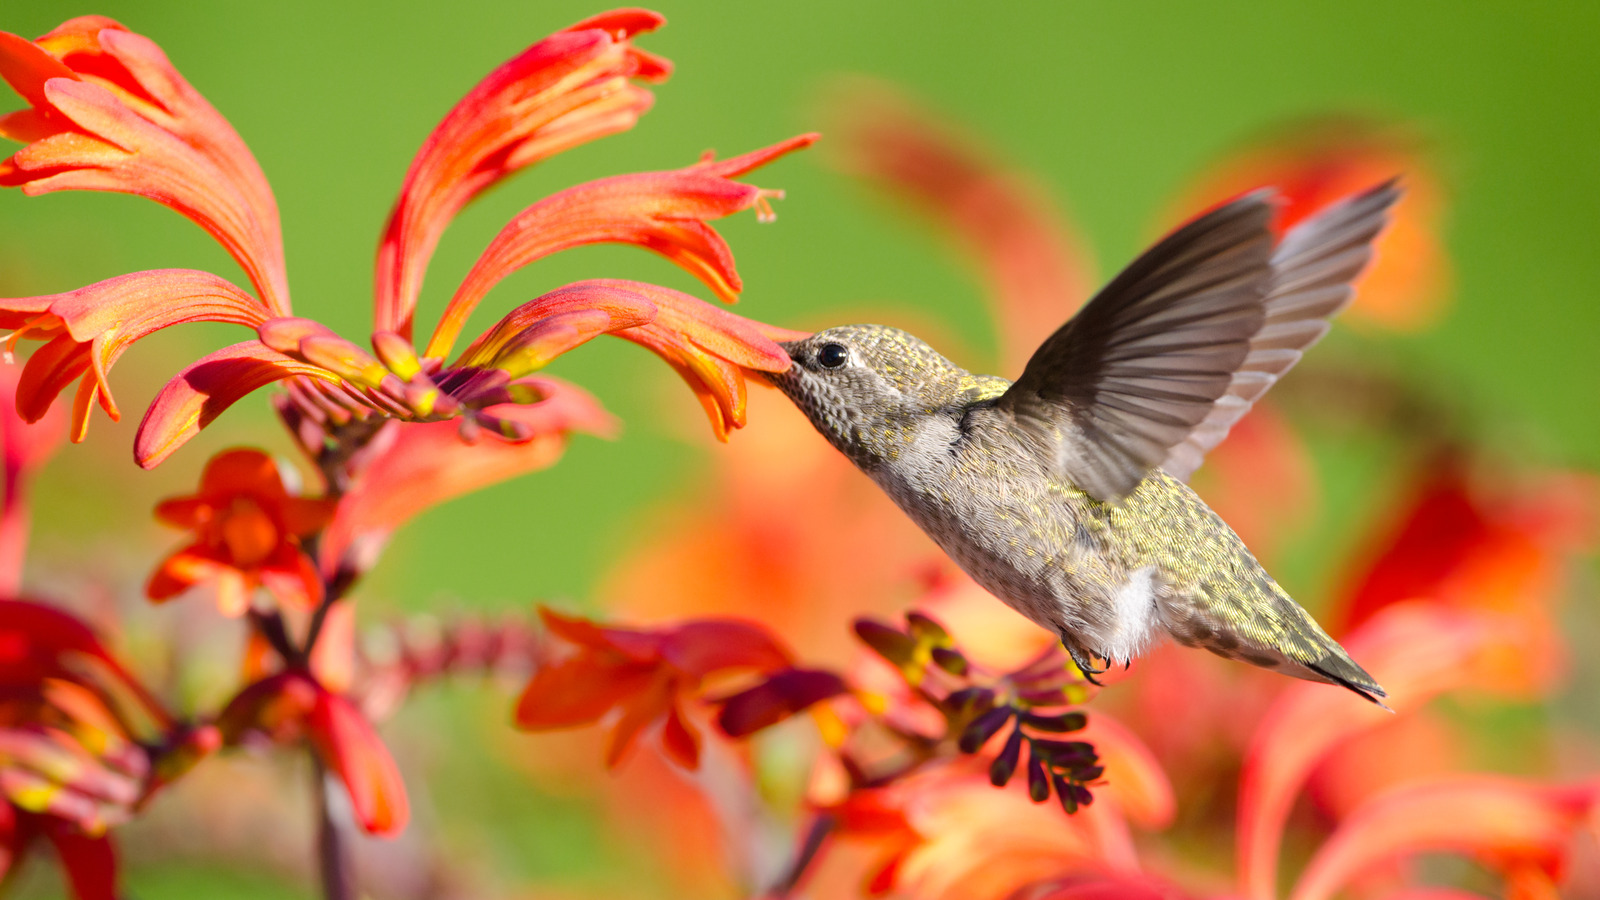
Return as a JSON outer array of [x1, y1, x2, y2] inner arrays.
[[1066, 646, 1106, 686]]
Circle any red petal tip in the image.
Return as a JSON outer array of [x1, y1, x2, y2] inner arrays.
[[702, 132, 821, 179], [565, 8, 667, 40]]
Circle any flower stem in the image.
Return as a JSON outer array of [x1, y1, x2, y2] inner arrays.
[[313, 753, 356, 900], [768, 811, 836, 897]]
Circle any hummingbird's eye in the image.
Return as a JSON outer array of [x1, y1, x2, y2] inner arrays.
[[818, 342, 849, 369]]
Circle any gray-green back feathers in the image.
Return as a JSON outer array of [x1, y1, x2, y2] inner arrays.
[[774, 183, 1399, 705]]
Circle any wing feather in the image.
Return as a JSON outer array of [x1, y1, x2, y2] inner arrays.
[[1160, 180, 1400, 481], [997, 181, 1400, 500], [999, 192, 1277, 501]]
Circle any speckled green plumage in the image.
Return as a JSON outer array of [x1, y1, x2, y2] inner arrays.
[[771, 186, 1399, 704], [777, 326, 1376, 698]]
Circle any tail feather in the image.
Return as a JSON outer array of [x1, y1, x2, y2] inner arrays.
[[1308, 654, 1391, 710]]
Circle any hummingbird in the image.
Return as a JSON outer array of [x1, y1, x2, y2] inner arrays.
[[772, 182, 1399, 704]]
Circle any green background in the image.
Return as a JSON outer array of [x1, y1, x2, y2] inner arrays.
[[2, 2, 1597, 897]]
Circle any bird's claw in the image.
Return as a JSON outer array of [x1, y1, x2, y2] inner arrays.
[[1065, 645, 1106, 686]]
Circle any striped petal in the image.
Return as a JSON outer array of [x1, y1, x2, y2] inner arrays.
[[1290, 777, 1600, 900], [374, 9, 669, 338], [134, 341, 336, 468], [425, 132, 816, 358], [0, 18, 288, 312], [2, 270, 269, 442]]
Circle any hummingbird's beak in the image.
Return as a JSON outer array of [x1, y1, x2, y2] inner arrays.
[[777, 340, 805, 365]]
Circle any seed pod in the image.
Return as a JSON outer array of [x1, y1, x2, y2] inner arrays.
[[1021, 711, 1087, 733], [1054, 773, 1078, 814], [1030, 739, 1096, 766], [1071, 764, 1105, 783], [989, 726, 1024, 787], [959, 705, 1013, 753], [943, 686, 996, 718], [930, 646, 968, 676], [904, 611, 950, 644], [1026, 744, 1050, 802], [1070, 783, 1095, 807], [853, 618, 917, 667]]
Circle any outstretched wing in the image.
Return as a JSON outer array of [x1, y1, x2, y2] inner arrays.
[[998, 192, 1277, 502], [1160, 180, 1401, 480]]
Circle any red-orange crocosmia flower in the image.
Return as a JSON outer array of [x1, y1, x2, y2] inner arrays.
[[0, 362, 63, 595], [0, 599, 208, 899], [1289, 777, 1600, 900], [147, 448, 335, 616], [216, 670, 408, 836], [374, 9, 670, 339], [1334, 454, 1595, 695], [0, 18, 292, 446], [817, 762, 1114, 900], [1, 12, 809, 469], [0, 17, 288, 311], [426, 134, 817, 359], [515, 607, 791, 769], [1236, 600, 1552, 900], [0, 272, 272, 446]]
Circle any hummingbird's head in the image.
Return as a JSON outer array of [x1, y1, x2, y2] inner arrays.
[[772, 324, 973, 467]]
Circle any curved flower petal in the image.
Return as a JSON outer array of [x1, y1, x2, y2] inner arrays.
[[0, 600, 114, 687], [605, 279, 791, 439], [0, 363, 62, 595], [374, 9, 669, 338], [306, 684, 409, 837], [1023, 873, 1198, 900], [1334, 456, 1593, 695], [829, 85, 1094, 370], [659, 700, 701, 769], [42, 825, 118, 900], [0, 19, 288, 312], [447, 278, 789, 440], [1077, 712, 1174, 830], [1289, 778, 1600, 900], [134, 341, 337, 468], [425, 132, 817, 358], [317, 377, 615, 576], [2, 270, 269, 441], [216, 671, 408, 836], [659, 619, 792, 677], [513, 654, 656, 730], [448, 281, 659, 379], [1236, 601, 1537, 900]]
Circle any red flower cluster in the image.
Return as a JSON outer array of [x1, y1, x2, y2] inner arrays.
[[516, 607, 792, 769], [0, 9, 819, 897], [0, 12, 812, 468]]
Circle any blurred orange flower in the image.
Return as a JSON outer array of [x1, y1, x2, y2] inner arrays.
[[1335, 453, 1596, 694], [147, 448, 335, 616], [0, 599, 214, 898], [516, 607, 792, 769], [1168, 118, 1450, 332], [217, 669, 407, 836]]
